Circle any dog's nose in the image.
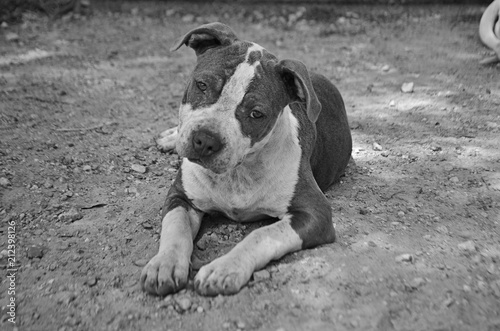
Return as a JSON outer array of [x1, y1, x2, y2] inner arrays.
[[192, 130, 222, 157]]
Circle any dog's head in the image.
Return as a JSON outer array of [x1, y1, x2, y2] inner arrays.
[[172, 22, 321, 174]]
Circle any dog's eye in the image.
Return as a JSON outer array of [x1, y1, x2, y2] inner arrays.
[[196, 81, 207, 92], [250, 110, 264, 119]]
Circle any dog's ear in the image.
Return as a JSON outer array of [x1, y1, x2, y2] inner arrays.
[[279, 59, 321, 123], [171, 22, 238, 56]]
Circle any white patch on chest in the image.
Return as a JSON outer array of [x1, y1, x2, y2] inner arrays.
[[181, 106, 301, 222]]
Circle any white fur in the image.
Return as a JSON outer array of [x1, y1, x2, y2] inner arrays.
[[182, 106, 301, 222]]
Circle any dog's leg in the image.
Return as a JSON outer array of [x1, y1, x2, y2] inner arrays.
[[141, 202, 203, 296], [156, 126, 178, 152], [194, 196, 334, 296], [194, 215, 301, 296]]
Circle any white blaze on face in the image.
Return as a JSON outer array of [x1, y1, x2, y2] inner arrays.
[[181, 105, 302, 222], [176, 43, 265, 173]]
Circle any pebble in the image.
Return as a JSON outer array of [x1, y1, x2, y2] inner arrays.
[[43, 179, 53, 189], [236, 321, 246, 329], [58, 208, 83, 223], [442, 298, 454, 307], [395, 253, 413, 263], [389, 100, 396, 107], [372, 142, 383, 151], [133, 259, 148, 267], [141, 221, 153, 230], [131, 164, 147, 174], [449, 176, 459, 183], [382, 64, 390, 71], [196, 236, 209, 250], [175, 297, 192, 312], [401, 82, 414, 93], [27, 245, 44, 259], [55, 291, 77, 305], [182, 14, 195, 23], [436, 225, 449, 235], [197, 306, 204, 313], [463, 284, 471, 292], [222, 322, 231, 329], [457, 240, 476, 252], [0, 177, 10, 186], [5, 32, 19, 42], [86, 276, 98, 287], [253, 269, 271, 282], [409, 277, 426, 289], [381, 151, 389, 157], [82, 165, 92, 171]]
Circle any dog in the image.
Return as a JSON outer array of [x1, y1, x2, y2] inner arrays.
[[140, 22, 352, 296], [479, 0, 500, 64]]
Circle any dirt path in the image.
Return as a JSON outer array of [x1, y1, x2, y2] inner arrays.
[[1, 3, 499, 331]]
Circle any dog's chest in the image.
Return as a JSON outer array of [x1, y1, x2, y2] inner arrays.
[[181, 146, 301, 222]]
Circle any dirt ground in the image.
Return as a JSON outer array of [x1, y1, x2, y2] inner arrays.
[[1, 2, 499, 331]]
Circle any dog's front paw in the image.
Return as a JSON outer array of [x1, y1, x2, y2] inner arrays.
[[156, 127, 178, 152], [140, 250, 189, 296], [194, 254, 253, 296]]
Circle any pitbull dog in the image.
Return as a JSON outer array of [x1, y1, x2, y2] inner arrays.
[[140, 22, 352, 296]]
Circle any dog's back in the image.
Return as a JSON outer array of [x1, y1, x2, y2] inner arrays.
[[309, 73, 352, 191]]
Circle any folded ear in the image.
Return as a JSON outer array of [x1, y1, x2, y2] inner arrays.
[[170, 22, 238, 56], [279, 59, 322, 123]]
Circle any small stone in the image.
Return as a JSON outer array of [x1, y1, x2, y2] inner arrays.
[[436, 225, 449, 235], [409, 277, 426, 289], [395, 253, 413, 263], [457, 240, 476, 252], [222, 322, 231, 329], [431, 146, 442, 151], [382, 64, 390, 71], [27, 245, 44, 259], [397, 211, 405, 217], [197, 306, 204, 313], [58, 208, 83, 223], [373, 142, 383, 151], [5, 32, 19, 42], [389, 100, 396, 107], [236, 321, 246, 329], [56, 291, 77, 305], [182, 14, 195, 23], [131, 164, 147, 174], [176, 297, 192, 312], [141, 221, 153, 230], [133, 259, 148, 267], [442, 297, 454, 307], [82, 165, 92, 171], [196, 236, 209, 250], [86, 276, 98, 287], [43, 179, 53, 189], [253, 269, 271, 282], [449, 176, 459, 183], [0, 177, 10, 186], [463, 284, 471, 292], [401, 82, 414, 93], [381, 151, 389, 157]]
